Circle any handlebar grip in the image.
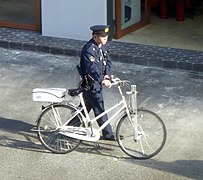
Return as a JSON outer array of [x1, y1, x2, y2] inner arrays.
[[111, 77, 121, 84]]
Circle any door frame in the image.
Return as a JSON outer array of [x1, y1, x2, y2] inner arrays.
[[0, 0, 40, 31], [115, 0, 151, 39]]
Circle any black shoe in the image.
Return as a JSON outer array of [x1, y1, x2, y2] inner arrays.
[[103, 134, 123, 141]]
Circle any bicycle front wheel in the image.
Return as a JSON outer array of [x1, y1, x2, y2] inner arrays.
[[116, 108, 167, 159], [37, 104, 83, 154]]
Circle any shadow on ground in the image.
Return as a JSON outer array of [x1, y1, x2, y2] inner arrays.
[[0, 117, 202, 179], [0, 117, 44, 152]]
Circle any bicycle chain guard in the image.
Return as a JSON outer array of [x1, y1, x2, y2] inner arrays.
[[59, 126, 100, 142]]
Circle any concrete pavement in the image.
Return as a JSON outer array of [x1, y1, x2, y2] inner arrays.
[[0, 47, 203, 179]]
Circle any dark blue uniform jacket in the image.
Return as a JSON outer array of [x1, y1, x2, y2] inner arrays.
[[79, 38, 112, 92]]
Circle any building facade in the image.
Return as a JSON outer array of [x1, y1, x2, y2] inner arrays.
[[0, 0, 150, 40]]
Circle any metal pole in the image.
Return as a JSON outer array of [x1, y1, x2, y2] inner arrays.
[[130, 85, 137, 112], [130, 85, 138, 140]]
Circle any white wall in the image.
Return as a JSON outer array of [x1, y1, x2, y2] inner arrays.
[[41, 0, 107, 41]]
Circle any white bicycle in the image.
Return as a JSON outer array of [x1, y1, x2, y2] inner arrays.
[[32, 76, 167, 159]]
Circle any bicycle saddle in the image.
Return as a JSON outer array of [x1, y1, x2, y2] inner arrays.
[[68, 87, 87, 97]]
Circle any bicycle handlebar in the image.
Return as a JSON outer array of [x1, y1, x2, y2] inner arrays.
[[110, 75, 130, 87], [111, 77, 121, 85]]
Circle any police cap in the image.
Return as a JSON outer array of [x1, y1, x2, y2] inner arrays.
[[90, 25, 110, 36]]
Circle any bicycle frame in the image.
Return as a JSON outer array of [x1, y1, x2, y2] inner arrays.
[[34, 77, 166, 158], [35, 80, 139, 142], [75, 84, 132, 134]]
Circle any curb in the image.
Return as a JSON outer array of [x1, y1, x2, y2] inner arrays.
[[0, 27, 202, 73]]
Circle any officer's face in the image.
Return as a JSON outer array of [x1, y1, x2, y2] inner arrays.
[[94, 35, 108, 45]]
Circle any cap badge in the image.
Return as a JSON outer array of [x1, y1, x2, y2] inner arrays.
[[104, 27, 109, 33]]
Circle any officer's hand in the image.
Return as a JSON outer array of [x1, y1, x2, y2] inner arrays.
[[104, 75, 110, 80], [102, 79, 112, 88]]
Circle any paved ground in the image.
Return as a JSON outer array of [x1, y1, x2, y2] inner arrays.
[[0, 47, 203, 180]]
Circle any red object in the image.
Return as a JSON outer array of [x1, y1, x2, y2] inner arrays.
[[176, 1, 185, 21], [160, 0, 168, 19]]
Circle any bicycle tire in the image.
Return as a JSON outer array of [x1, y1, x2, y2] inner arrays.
[[116, 108, 167, 159], [37, 104, 83, 154]]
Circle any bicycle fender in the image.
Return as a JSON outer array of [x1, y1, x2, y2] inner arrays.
[[115, 110, 126, 128], [62, 100, 78, 109]]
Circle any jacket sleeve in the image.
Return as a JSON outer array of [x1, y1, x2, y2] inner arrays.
[[102, 45, 112, 76], [104, 51, 112, 76]]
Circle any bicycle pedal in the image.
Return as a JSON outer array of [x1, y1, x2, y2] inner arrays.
[[94, 143, 100, 148]]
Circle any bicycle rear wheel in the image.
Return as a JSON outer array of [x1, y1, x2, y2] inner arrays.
[[116, 108, 166, 159], [37, 104, 83, 154]]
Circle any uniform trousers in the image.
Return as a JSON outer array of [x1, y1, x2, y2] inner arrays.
[[82, 89, 113, 138]]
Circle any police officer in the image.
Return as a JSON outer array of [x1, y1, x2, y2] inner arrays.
[[79, 25, 115, 140]]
